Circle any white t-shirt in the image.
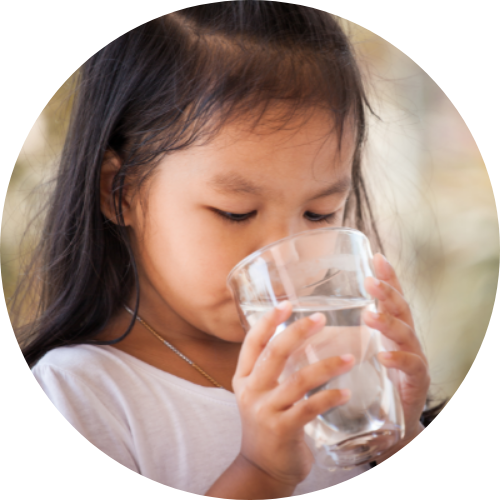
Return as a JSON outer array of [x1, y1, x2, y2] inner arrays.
[[32, 344, 368, 495]]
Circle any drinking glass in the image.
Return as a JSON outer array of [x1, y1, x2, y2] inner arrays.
[[227, 227, 405, 469]]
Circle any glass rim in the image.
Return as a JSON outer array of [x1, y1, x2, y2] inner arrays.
[[226, 226, 368, 287]]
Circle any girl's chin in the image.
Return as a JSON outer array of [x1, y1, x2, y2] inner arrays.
[[211, 332, 246, 344], [207, 324, 246, 344]]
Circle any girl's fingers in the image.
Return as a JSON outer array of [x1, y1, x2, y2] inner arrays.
[[280, 388, 351, 430], [270, 354, 355, 411], [373, 253, 404, 295], [363, 310, 422, 356], [234, 301, 293, 380], [378, 351, 430, 391], [247, 312, 327, 391], [365, 276, 414, 330]]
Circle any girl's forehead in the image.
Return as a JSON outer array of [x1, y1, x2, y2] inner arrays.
[[190, 109, 355, 167], [213, 107, 354, 146], [156, 108, 356, 191]]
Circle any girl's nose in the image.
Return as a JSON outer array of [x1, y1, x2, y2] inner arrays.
[[254, 219, 304, 258]]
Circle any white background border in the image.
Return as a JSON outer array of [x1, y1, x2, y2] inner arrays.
[[1, 1, 498, 498]]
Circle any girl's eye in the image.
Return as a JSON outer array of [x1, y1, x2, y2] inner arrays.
[[214, 209, 336, 224], [215, 210, 257, 223], [304, 211, 336, 223]]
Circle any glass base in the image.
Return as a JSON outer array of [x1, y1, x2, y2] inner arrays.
[[320, 429, 401, 469]]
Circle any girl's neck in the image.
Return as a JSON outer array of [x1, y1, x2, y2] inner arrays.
[[96, 295, 240, 391]]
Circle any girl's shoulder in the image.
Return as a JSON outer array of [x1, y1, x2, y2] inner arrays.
[[33, 344, 125, 379], [31, 344, 158, 397], [31, 345, 130, 397], [31, 343, 185, 389], [32, 344, 237, 403]]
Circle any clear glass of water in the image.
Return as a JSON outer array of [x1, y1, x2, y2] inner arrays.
[[227, 227, 405, 469]]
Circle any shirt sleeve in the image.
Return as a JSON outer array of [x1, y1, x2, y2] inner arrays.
[[32, 363, 140, 473]]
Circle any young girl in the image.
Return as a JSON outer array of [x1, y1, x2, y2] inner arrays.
[[16, 2, 431, 498]]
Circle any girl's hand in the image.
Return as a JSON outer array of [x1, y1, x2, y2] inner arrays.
[[232, 302, 354, 490], [363, 253, 431, 446]]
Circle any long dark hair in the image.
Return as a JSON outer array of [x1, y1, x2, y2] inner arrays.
[[13, 2, 379, 369]]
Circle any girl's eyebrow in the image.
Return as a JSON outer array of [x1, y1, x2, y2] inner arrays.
[[209, 173, 351, 199], [307, 177, 352, 201], [209, 173, 264, 195]]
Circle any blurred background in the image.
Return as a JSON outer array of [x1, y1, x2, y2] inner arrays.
[[1, 17, 498, 403]]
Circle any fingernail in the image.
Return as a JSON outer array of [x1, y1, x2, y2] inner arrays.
[[372, 278, 381, 287], [339, 389, 351, 400], [366, 310, 381, 321], [340, 354, 354, 364], [379, 254, 391, 269], [379, 352, 392, 360], [276, 300, 291, 311], [309, 312, 325, 324]]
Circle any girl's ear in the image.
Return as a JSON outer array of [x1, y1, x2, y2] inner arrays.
[[100, 151, 132, 225]]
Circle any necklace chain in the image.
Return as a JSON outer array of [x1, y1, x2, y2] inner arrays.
[[123, 305, 223, 389]]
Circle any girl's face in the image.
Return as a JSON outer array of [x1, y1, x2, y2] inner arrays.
[[126, 110, 355, 343]]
